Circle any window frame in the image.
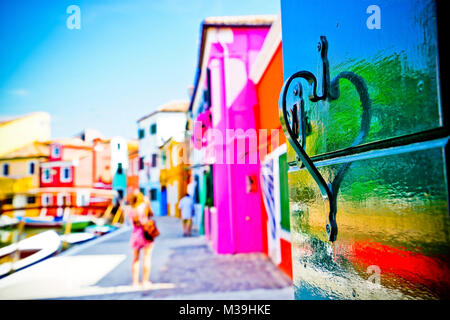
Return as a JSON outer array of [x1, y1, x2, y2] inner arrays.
[[42, 168, 52, 183], [60, 166, 72, 183], [2, 163, 9, 176]]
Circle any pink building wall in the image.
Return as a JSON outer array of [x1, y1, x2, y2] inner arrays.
[[203, 27, 270, 254]]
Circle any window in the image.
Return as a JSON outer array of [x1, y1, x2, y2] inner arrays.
[[60, 167, 72, 183], [2, 163, 9, 176], [27, 196, 36, 204], [205, 68, 212, 108], [42, 168, 52, 183], [117, 189, 124, 199], [161, 152, 166, 166], [28, 162, 35, 175], [150, 189, 157, 201], [150, 123, 157, 135], [117, 163, 123, 174], [3, 197, 13, 205], [140, 188, 145, 195], [138, 128, 145, 139], [51, 145, 61, 158], [42, 194, 52, 206], [139, 157, 144, 170], [151, 154, 157, 167], [57, 193, 64, 206], [117, 143, 121, 150], [76, 192, 89, 207]]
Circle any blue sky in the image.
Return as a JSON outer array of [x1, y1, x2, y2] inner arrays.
[[0, 0, 280, 140]]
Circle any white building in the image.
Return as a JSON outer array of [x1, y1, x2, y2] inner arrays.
[[136, 100, 188, 215]]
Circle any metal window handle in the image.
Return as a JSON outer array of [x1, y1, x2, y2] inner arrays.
[[279, 36, 372, 242]]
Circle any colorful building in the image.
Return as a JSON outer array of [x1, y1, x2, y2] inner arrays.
[[0, 141, 50, 217], [127, 140, 139, 198], [249, 16, 292, 278], [39, 140, 94, 217], [137, 100, 189, 216], [159, 138, 189, 218], [0, 112, 51, 157], [188, 15, 275, 254], [110, 136, 128, 200]]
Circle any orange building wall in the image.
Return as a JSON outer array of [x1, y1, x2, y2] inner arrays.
[[254, 42, 292, 279], [254, 43, 286, 153]]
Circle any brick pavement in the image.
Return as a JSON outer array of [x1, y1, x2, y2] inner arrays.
[[66, 216, 293, 299]]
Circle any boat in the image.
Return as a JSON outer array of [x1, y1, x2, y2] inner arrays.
[[62, 216, 93, 232], [0, 216, 19, 229], [85, 224, 118, 236], [0, 230, 61, 278], [60, 232, 96, 245], [18, 216, 64, 228]]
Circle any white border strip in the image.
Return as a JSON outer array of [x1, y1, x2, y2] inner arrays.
[[249, 15, 282, 84]]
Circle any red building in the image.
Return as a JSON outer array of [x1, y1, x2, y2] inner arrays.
[[38, 139, 114, 217]]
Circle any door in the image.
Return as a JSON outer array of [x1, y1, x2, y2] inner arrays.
[[160, 187, 167, 216], [280, 0, 449, 299]]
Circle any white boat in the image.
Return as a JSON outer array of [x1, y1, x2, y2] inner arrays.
[[0, 230, 61, 278], [0, 216, 19, 229], [60, 232, 96, 245]]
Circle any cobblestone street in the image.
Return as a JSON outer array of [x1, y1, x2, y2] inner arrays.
[[0, 216, 293, 300]]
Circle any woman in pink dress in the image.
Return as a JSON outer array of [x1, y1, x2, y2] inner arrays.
[[127, 191, 154, 287]]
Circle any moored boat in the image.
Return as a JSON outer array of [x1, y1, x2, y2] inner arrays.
[[18, 216, 63, 228], [60, 232, 96, 245], [62, 216, 93, 232], [0, 230, 61, 278], [0, 216, 19, 229], [85, 224, 118, 236]]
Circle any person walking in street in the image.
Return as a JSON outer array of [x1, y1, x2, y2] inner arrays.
[[178, 193, 194, 237], [126, 190, 154, 288]]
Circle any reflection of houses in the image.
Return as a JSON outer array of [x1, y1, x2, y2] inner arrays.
[[127, 140, 139, 198], [0, 142, 49, 217], [187, 16, 275, 254], [159, 138, 189, 218], [136, 101, 189, 216], [249, 16, 292, 278]]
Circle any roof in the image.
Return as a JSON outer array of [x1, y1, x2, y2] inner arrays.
[[203, 15, 276, 27], [137, 100, 189, 123], [0, 141, 49, 160], [46, 137, 93, 149], [188, 15, 276, 113], [0, 112, 50, 127]]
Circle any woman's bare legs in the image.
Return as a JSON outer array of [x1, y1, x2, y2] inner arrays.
[[142, 243, 154, 287], [132, 249, 140, 286]]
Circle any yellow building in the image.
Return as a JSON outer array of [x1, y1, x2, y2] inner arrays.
[[0, 112, 51, 157], [0, 142, 50, 217], [159, 138, 189, 218]]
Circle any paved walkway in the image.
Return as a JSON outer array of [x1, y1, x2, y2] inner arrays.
[[0, 216, 293, 300]]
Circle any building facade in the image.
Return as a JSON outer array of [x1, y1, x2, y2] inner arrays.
[[249, 16, 292, 278], [188, 16, 275, 254], [0, 112, 51, 157], [137, 101, 188, 216], [0, 142, 49, 218]]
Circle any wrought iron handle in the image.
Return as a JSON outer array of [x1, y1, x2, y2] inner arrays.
[[278, 36, 371, 242]]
